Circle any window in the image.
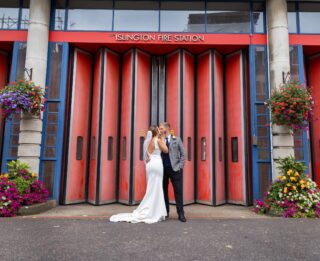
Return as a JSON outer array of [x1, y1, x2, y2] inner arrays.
[[160, 1, 205, 32], [299, 3, 320, 34], [206, 2, 250, 33], [67, 0, 113, 31], [253, 3, 264, 33], [0, 0, 20, 29], [287, 3, 297, 33], [54, 0, 66, 30], [114, 1, 159, 32], [20, 0, 29, 30]]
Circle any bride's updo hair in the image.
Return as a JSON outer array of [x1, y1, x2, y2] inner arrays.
[[149, 125, 158, 137]]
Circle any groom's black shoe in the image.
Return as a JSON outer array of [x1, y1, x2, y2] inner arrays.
[[178, 214, 186, 222]]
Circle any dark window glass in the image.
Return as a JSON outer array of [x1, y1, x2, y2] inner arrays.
[[299, 3, 320, 34], [253, 3, 264, 33], [122, 137, 126, 160], [201, 137, 206, 161], [46, 124, 57, 136], [7, 43, 25, 159], [42, 161, 55, 196], [139, 136, 144, 161], [45, 135, 57, 147], [9, 135, 18, 146], [45, 147, 56, 158], [47, 113, 58, 123], [76, 136, 83, 160], [20, 0, 29, 30], [54, 0, 66, 30], [114, 1, 159, 32], [49, 43, 63, 99], [256, 104, 267, 115], [16, 43, 27, 80], [68, 0, 113, 31], [48, 103, 59, 113], [160, 1, 205, 32], [187, 137, 191, 161], [219, 137, 223, 162], [0, 0, 19, 29], [287, 3, 297, 33], [255, 47, 267, 101], [257, 127, 268, 137], [207, 2, 250, 33], [257, 137, 269, 149], [258, 149, 269, 161], [257, 115, 267, 126], [231, 137, 238, 162], [294, 130, 304, 160], [258, 163, 270, 199], [289, 46, 299, 82], [8, 147, 18, 157], [108, 136, 113, 161], [91, 136, 95, 160]]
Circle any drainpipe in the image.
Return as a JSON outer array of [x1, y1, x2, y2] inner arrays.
[[266, 0, 294, 179], [17, 0, 51, 173]]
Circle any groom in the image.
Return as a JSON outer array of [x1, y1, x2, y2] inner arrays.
[[159, 122, 186, 222]]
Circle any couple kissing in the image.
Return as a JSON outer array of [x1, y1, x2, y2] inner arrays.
[[110, 122, 186, 224]]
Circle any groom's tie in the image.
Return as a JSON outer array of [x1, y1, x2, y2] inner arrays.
[[165, 137, 169, 147]]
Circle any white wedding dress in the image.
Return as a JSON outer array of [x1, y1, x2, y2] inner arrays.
[[110, 137, 167, 224]]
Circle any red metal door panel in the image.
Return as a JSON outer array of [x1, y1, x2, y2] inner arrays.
[[133, 50, 151, 203], [166, 50, 195, 205], [225, 51, 248, 205], [64, 48, 92, 204], [196, 50, 225, 206], [214, 52, 226, 205], [165, 51, 180, 202], [197, 51, 212, 204], [99, 49, 120, 204], [119, 49, 151, 205], [309, 55, 320, 186], [88, 49, 120, 205], [118, 51, 133, 204], [183, 51, 195, 204], [88, 50, 102, 204]]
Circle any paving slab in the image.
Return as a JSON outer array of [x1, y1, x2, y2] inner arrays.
[[16, 203, 269, 219]]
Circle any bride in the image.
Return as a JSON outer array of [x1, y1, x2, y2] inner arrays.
[[110, 125, 168, 224]]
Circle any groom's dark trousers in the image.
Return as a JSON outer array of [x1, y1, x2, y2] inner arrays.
[[162, 151, 184, 216]]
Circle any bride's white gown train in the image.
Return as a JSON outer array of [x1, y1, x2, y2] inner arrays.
[[110, 138, 167, 224]]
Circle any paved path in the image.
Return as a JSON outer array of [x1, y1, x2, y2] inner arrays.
[[1, 218, 320, 261], [19, 203, 266, 219]]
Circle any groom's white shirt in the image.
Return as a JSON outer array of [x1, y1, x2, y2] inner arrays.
[[166, 134, 171, 143]]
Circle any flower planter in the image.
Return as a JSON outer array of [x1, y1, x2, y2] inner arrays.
[[266, 82, 314, 131], [0, 79, 46, 119], [17, 199, 56, 216]]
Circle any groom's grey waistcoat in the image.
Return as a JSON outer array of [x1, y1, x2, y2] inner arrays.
[[162, 136, 185, 172]]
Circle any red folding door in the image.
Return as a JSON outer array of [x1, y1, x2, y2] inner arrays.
[[119, 49, 151, 205], [88, 48, 120, 205], [225, 50, 249, 205], [197, 50, 226, 205], [63, 48, 93, 204], [166, 50, 195, 205]]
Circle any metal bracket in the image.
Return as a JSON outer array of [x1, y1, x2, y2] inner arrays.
[[282, 71, 291, 84], [24, 67, 33, 81]]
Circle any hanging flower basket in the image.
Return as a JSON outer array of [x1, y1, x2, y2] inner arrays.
[[0, 79, 46, 118], [265, 82, 314, 131], [253, 156, 320, 218]]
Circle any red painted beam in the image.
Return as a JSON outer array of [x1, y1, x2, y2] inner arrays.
[[0, 31, 27, 41], [49, 31, 266, 45]]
